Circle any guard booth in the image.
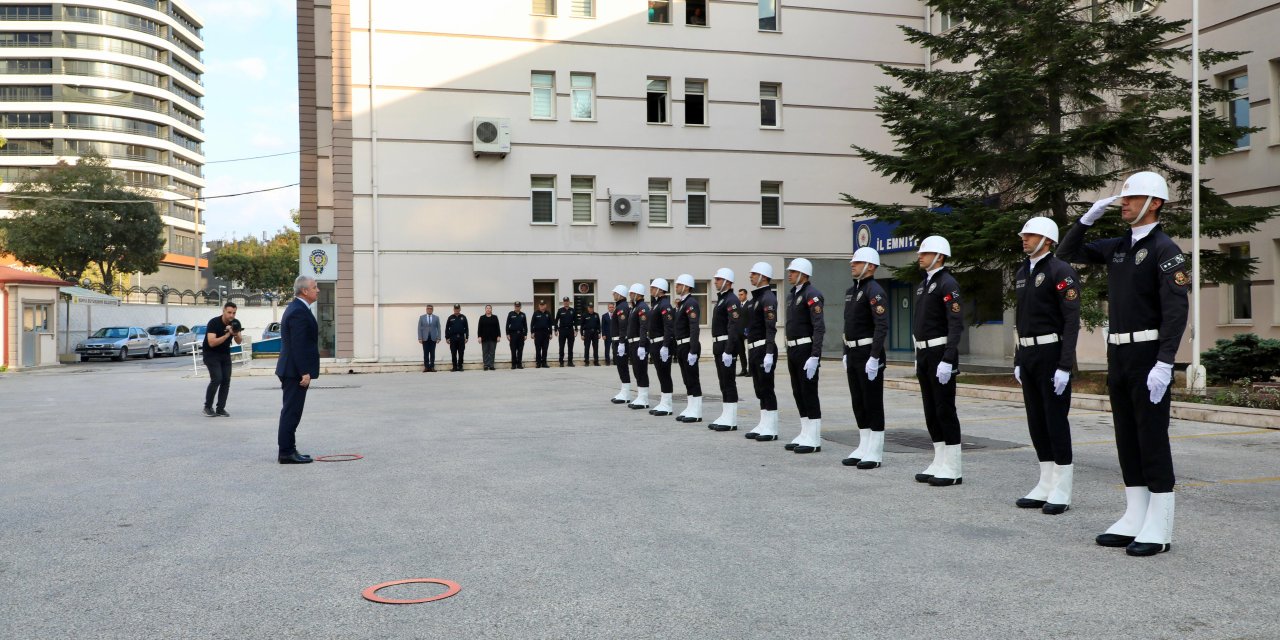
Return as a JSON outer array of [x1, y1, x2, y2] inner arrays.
[[0, 266, 71, 370]]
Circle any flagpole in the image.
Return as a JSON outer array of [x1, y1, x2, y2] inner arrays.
[[1188, 0, 1205, 392]]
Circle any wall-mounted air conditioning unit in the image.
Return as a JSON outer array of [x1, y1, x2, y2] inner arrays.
[[473, 116, 511, 157], [608, 192, 643, 224]]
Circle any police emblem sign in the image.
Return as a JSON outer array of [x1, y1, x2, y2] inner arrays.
[[300, 244, 339, 282]]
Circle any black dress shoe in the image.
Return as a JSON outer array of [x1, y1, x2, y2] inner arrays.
[[710, 423, 737, 432], [745, 432, 759, 439], [629, 404, 649, 410], [928, 476, 962, 486], [678, 416, 702, 423], [1095, 533, 1135, 547], [915, 473, 934, 483], [1126, 541, 1171, 557], [1042, 503, 1069, 515], [651, 409, 672, 416], [568, 362, 575, 367], [278, 453, 313, 464], [1016, 498, 1047, 508], [610, 398, 628, 404], [793, 445, 820, 454], [202, 406, 216, 417], [841, 457, 861, 466], [215, 409, 230, 417], [784, 443, 799, 451], [855, 459, 881, 469], [755, 435, 778, 442]]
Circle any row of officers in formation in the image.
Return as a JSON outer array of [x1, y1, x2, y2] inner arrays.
[[586, 171, 1186, 559]]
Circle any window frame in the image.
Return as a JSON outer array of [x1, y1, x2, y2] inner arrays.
[[648, 177, 672, 227], [760, 82, 781, 128], [570, 0, 594, 18], [684, 78, 707, 126], [571, 175, 596, 225], [531, 71, 556, 120], [648, 0, 671, 25], [686, 0, 708, 27], [532, 0, 557, 17], [533, 280, 558, 311], [569, 72, 596, 121], [531, 175, 557, 225], [692, 280, 710, 327], [1223, 71, 1250, 149], [646, 76, 670, 125], [686, 178, 708, 227], [758, 0, 778, 31], [1227, 244, 1252, 322], [760, 181, 782, 228]]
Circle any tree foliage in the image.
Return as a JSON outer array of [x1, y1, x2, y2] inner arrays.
[[0, 152, 165, 285], [210, 223, 300, 296], [843, 0, 1276, 326]]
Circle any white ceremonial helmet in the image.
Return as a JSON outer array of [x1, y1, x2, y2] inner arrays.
[[629, 283, 646, 297], [749, 261, 774, 279], [714, 267, 735, 282], [850, 247, 881, 266], [1120, 171, 1169, 201], [918, 235, 952, 257], [675, 274, 696, 289], [612, 284, 629, 298], [1019, 216, 1059, 243], [786, 258, 813, 277], [650, 278, 669, 292]]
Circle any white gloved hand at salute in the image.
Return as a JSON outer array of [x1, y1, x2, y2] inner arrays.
[[1081, 195, 1120, 225]]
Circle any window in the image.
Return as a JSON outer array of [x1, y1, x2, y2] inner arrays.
[[648, 178, 670, 226], [572, 281, 595, 317], [171, 232, 196, 257], [1224, 72, 1250, 148], [1229, 245, 1252, 321], [67, 112, 162, 137], [0, 111, 52, 127], [0, 138, 53, 155], [761, 181, 781, 227], [692, 280, 710, 326], [532, 0, 556, 16], [533, 280, 557, 310], [571, 0, 593, 18], [0, 31, 52, 46], [571, 175, 595, 224], [0, 58, 52, 73], [686, 0, 707, 26], [940, 13, 964, 31], [686, 179, 708, 226], [647, 77, 669, 124], [760, 82, 780, 127], [684, 79, 706, 125], [531, 175, 556, 224], [570, 72, 594, 120], [0, 85, 51, 100], [0, 5, 53, 19], [759, 0, 777, 30], [531, 71, 555, 119], [648, 0, 670, 24]]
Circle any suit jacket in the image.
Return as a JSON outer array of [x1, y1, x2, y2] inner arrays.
[[275, 298, 321, 379], [417, 313, 441, 341]]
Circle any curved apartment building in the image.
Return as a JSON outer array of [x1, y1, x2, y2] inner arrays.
[[0, 0, 206, 288]]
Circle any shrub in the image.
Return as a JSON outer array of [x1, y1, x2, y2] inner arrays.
[[1201, 333, 1280, 386]]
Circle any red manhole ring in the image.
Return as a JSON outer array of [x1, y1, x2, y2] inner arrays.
[[362, 578, 461, 605], [315, 454, 363, 462]]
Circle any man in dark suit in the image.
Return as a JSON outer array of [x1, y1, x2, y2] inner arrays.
[[276, 275, 321, 464], [602, 302, 615, 365], [417, 304, 441, 372]]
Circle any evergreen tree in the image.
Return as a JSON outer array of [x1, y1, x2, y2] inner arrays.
[[843, 0, 1275, 326]]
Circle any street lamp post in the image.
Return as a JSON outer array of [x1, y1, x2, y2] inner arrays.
[[1188, 0, 1206, 392]]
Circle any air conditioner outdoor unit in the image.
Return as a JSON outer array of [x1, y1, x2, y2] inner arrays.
[[608, 192, 643, 224], [473, 116, 511, 157], [304, 234, 330, 244]]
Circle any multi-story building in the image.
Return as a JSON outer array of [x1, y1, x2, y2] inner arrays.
[[0, 0, 207, 290]]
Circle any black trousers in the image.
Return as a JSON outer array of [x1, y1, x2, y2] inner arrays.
[[604, 335, 613, 364], [629, 342, 650, 387], [1108, 342, 1175, 492], [1020, 343, 1072, 465], [677, 344, 701, 397], [583, 335, 599, 363], [615, 338, 630, 383], [534, 333, 550, 367], [846, 346, 884, 431], [277, 375, 309, 455], [916, 346, 961, 445], [421, 341, 436, 369], [748, 344, 776, 410], [736, 335, 749, 374], [204, 355, 232, 410], [713, 340, 739, 404], [510, 337, 525, 367], [652, 344, 674, 393], [449, 339, 465, 370], [787, 344, 822, 419], [558, 333, 575, 364]]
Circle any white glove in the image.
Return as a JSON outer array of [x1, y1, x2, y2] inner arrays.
[[659, 346, 669, 362], [687, 352, 697, 366], [1013, 366, 1022, 384], [865, 357, 879, 381], [804, 357, 820, 380], [1147, 362, 1173, 404], [936, 361, 953, 385], [617, 343, 626, 357], [1053, 369, 1071, 396], [842, 354, 847, 371], [1081, 195, 1120, 225], [721, 352, 733, 368], [763, 353, 774, 373], [637, 346, 647, 360]]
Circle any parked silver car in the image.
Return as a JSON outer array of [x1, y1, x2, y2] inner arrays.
[[76, 326, 156, 361], [147, 324, 197, 357]]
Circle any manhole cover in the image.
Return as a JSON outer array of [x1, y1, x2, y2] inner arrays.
[[822, 428, 1024, 452]]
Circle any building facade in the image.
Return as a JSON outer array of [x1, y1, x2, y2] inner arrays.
[[0, 0, 207, 290]]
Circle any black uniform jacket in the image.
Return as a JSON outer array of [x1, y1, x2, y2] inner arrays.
[[580, 312, 601, 338], [506, 310, 528, 339], [1057, 221, 1189, 365], [530, 310, 553, 336], [1013, 253, 1081, 371], [555, 307, 577, 334], [612, 300, 629, 341], [627, 300, 651, 347], [744, 287, 778, 357], [445, 313, 469, 342], [843, 277, 889, 361], [912, 268, 964, 366], [712, 290, 743, 356], [785, 281, 826, 359], [675, 295, 701, 355], [649, 295, 676, 351]]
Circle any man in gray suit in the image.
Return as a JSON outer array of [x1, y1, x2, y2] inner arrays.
[[276, 275, 322, 464], [418, 304, 441, 372]]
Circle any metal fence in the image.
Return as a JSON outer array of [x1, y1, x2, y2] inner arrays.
[[76, 282, 290, 307]]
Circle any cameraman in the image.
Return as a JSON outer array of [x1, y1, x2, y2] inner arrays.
[[203, 301, 243, 417]]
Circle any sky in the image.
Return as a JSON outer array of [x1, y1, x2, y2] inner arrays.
[[185, 0, 299, 244]]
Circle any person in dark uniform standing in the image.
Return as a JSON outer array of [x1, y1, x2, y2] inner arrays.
[[1013, 217, 1081, 514], [555, 297, 578, 367], [506, 301, 528, 369], [626, 282, 652, 410], [648, 278, 677, 417], [840, 247, 890, 469], [602, 302, 614, 366], [743, 262, 779, 440], [708, 268, 742, 431], [672, 274, 703, 423], [736, 289, 751, 376], [1058, 171, 1188, 556], [275, 276, 321, 464], [782, 258, 826, 455], [609, 286, 633, 403], [912, 236, 966, 486], [530, 300, 553, 368], [581, 302, 601, 366], [445, 304, 469, 372]]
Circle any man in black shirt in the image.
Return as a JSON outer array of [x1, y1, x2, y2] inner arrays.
[[555, 297, 577, 367], [202, 302, 242, 417], [530, 300, 553, 368], [840, 247, 890, 469], [506, 301, 528, 369], [477, 305, 501, 371], [445, 304, 469, 372], [913, 236, 966, 487], [580, 303, 601, 366]]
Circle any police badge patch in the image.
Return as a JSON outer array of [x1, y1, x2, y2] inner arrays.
[[1174, 270, 1190, 286], [1065, 288, 1078, 301], [814, 306, 822, 314], [1035, 273, 1045, 287], [950, 302, 961, 313], [856, 291, 864, 302], [1135, 248, 1149, 265], [875, 305, 886, 315], [928, 283, 937, 294]]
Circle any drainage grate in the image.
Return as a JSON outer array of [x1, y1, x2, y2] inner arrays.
[[823, 428, 1024, 452]]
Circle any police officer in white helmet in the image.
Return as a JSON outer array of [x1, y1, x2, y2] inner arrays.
[[708, 268, 744, 431], [609, 285, 634, 404], [626, 283, 653, 410], [672, 274, 704, 423], [647, 278, 677, 417], [912, 235, 966, 487], [841, 247, 890, 469], [1058, 171, 1189, 556], [742, 262, 781, 440], [782, 258, 826, 455]]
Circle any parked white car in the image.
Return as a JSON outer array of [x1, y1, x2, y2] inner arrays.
[[147, 324, 197, 356], [76, 327, 156, 361]]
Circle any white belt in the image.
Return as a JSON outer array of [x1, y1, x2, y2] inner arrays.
[[1017, 333, 1060, 347], [628, 337, 644, 344], [785, 337, 812, 347], [845, 338, 872, 348], [676, 338, 691, 345], [1108, 329, 1159, 345], [748, 339, 768, 349], [914, 337, 947, 349], [712, 335, 729, 342]]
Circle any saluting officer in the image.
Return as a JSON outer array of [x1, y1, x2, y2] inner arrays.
[[1058, 171, 1188, 557], [840, 247, 890, 469], [609, 285, 634, 404], [555, 297, 578, 367], [506, 301, 529, 369], [782, 258, 826, 455], [708, 268, 742, 431], [580, 302, 601, 366], [672, 274, 704, 423], [646, 279, 677, 416], [1013, 217, 1081, 515], [530, 300, 554, 368], [743, 262, 780, 440], [912, 236, 965, 486], [625, 283, 653, 410]]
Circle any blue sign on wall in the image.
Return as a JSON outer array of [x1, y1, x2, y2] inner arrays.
[[853, 219, 918, 254]]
